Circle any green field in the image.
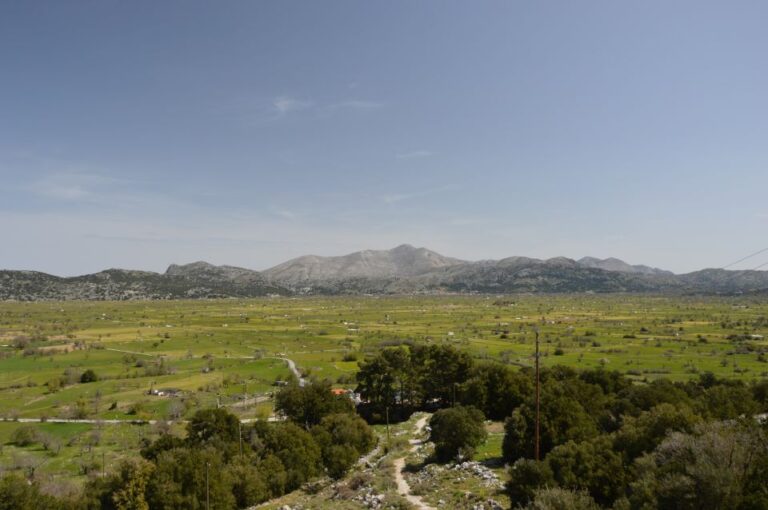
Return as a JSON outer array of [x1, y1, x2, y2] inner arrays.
[[1, 294, 767, 484]]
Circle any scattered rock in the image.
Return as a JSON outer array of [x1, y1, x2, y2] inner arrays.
[[451, 461, 503, 488], [351, 486, 386, 508]]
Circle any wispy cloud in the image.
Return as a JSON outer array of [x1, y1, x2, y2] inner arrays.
[[381, 186, 451, 204], [272, 96, 312, 115], [396, 150, 432, 159], [327, 99, 383, 111], [263, 96, 383, 121], [29, 173, 120, 202], [37, 183, 90, 200], [271, 207, 298, 220]]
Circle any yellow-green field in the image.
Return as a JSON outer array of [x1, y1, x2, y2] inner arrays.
[[1, 295, 767, 485], [2, 295, 768, 420]]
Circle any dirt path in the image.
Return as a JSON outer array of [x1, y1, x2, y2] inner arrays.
[[14, 414, 284, 425], [227, 394, 271, 408], [105, 348, 156, 357], [393, 414, 434, 510], [277, 357, 305, 387], [245, 356, 306, 387], [14, 417, 159, 424]]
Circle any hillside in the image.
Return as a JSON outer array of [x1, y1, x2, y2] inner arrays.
[[262, 244, 465, 285], [577, 256, 673, 276], [0, 264, 287, 301], [3, 245, 768, 300], [262, 247, 683, 294]]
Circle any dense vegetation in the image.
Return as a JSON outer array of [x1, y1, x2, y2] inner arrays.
[[357, 345, 768, 508], [0, 382, 374, 509], [504, 370, 768, 509]]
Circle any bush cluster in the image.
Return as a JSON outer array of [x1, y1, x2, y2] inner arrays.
[[0, 380, 374, 510], [505, 369, 768, 509], [356, 344, 768, 509]]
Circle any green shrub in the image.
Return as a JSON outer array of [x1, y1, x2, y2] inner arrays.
[[429, 406, 487, 462], [80, 369, 98, 383], [10, 425, 38, 447]]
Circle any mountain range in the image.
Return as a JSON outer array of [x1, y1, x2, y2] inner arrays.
[[2, 244, 768, 300]]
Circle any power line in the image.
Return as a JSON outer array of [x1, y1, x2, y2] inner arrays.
[[753, 260, 768, 271], [722, 246, 768, 269]]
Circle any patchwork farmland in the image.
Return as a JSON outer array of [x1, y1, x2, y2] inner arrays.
[[1, 294, 767, 490]]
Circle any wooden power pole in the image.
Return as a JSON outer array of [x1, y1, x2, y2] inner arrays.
[[535, 329, 541, 461], [205, 461, 210, 510], [238, 421, 243, 457], [385, 406, 391, 445]]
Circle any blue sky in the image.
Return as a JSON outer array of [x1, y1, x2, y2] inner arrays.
[[1, 1, 767, 275]]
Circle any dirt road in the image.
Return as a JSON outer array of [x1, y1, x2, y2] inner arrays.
[[393, 415, 434, 510]]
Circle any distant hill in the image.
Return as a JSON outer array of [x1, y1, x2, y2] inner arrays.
[[577, 256, 673, 276], [0, 264, 287, 301], [403, 256, 680, 294], [262, 244, 465, 286], [261, 246, 768, 295], [3, 245, 768, 300], [260, 247, 680, 294], [676, 268, 768, 294]]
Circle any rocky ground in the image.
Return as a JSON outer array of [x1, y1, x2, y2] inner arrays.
[[258, 414, 510, 510]]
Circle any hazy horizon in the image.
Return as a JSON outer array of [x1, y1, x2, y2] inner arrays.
[[2, 1, 767, 276]]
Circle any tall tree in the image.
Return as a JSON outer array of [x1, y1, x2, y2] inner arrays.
[[460, 362, 532, 420], [146, 447, 235, 510], [630, 421, 768, 510], [503, 381, 598, 462], [186, 408, 240, 447], [312, 413, 375, 478], [251, 421, 323, 491], [412, 344, 473, 405], [275, 379, 353, 428], [429, 406, 487, 462]]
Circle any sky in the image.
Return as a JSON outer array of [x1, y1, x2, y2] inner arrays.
[[1, 1, 767, 276]]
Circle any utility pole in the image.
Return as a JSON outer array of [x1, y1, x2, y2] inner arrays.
[[205, 461, 210, 510], [238, 421, 243, 457], [534, 329, 541, 462], [385, 406, 391, 445]]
